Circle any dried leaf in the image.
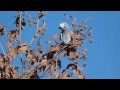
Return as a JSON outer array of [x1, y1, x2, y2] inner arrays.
[[78, 73, 85, 79], [69, 51, 80, 60], [50, 45, 61, 52], [29, 59, 35, 67], [66, 64, 77, 71], [15, 16, 26, 28], [40, 30, 45, 35], [3, 55, 9, 64], [72, 17, 77, 27], [34, 33, 39, 38], [17, 43, 28, 55], [26, 50, 32, 59], [9, 30, 17, 40], [38, 11, 46, 18], [40, 56, 48, 66], [15, 16, 20, 26], [33, 19, 38, 24], [36, 51, 43, 58], [21, 25, 25, 30], [47, 60, 56, 71], [28, 18, 32, 26], [37, 27, 42, 33], [72, 32, 83, 46], [46, 51, 56, 59], [7, 42, 17, 60], [89, 38, 94, 43], [61, 70, 68, 79], [0, 25, 5, 35]]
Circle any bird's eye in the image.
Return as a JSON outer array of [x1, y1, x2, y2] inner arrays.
[[61, 24, 64, 27]]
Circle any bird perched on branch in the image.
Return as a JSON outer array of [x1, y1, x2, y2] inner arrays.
[[59, 22, 73, 46]]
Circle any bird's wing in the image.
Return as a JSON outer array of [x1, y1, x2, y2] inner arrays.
[[70, 30, 74, 38]]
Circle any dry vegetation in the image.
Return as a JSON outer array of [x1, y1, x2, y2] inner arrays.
[[0, 11, 93, 79]]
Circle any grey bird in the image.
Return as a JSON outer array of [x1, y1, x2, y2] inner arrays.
[[59, 22, 73, 45]]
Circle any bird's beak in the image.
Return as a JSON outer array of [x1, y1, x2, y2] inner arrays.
[[59, 26, 61, 29]]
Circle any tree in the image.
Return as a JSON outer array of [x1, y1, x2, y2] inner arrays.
[[0, 11, 93, 79]]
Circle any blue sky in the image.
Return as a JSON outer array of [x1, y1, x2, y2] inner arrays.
[[0, 11, 120, 79]]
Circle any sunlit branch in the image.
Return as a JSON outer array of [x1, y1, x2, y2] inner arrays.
[[0, 43, 6, 55]]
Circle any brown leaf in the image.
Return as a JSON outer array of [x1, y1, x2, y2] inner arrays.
[[50, 45, 61, 52], [36, 51, 43, 58], [66, 64, 77, 71], [7, 43, 17, 60], [3, 55, 9, 64], [37, 27, 42, 33], [34, 33, 39, 38], [30, 60, 35, 66], [26, 72, 33, 79], [40, 30, 45, 35], [72, 33, 83, 46], [47, 60, 56, 71], [0, 57, 3, 62], [33, 19, 38, 24], [21, 25, 25, 30], [26, 50, 38, 61], [61, 70, 68, 79], [17, 43, 28, 55], [6, 40, 13, 48], [68, 51, 80, 60], [38, 11, 46, 18], [0, 25, 5, 35], [9, 30, 17, 40], [15, 16, 20, 27], [40, 55, 48, 67], [26, 50, 33, 59], [8, 52, 16, 61], [78, 73, 85, 79]]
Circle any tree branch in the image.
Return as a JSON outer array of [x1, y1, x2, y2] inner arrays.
[[0, 43, 6, 55]]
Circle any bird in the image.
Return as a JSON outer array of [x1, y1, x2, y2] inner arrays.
[[59, 22, 73, 45]]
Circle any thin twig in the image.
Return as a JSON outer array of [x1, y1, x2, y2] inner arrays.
[[0, 43, 6, 55], [29, 37, 34, 47], [19, 11, 22, 42], [29, 18, 39, 47], [55, 58, 58, 78]]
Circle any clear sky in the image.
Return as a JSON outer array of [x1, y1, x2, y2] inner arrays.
[[0, 11, 120, 79]]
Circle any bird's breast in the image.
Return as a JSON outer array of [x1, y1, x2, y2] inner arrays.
[[62, 31, 71, 44]]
